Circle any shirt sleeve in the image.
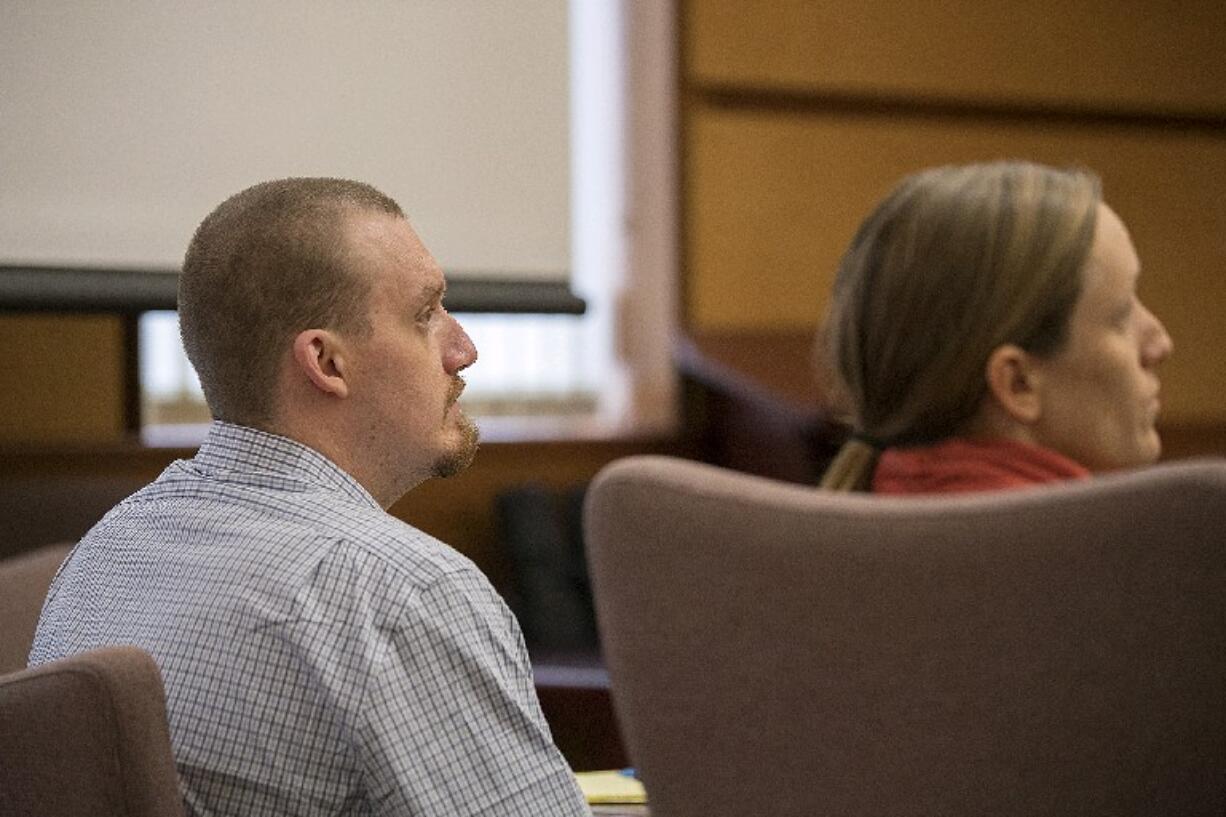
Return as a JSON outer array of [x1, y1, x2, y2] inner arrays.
[[357, 568, 591, 817]]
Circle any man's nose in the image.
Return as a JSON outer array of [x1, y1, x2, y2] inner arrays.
[[444, 314, 478, 375]]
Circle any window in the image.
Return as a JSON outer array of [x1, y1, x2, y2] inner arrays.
[[140, 310, 598, 422]]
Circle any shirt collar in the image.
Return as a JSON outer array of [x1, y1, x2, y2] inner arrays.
[[191, 420, 381, 510]]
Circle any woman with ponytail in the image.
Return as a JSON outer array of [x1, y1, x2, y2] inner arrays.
[[818, 161, 1173, 494]]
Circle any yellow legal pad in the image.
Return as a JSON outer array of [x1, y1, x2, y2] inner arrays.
[[574, 769, 647, 805]]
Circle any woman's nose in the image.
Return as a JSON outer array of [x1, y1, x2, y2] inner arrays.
[[1141, 304, 1173, 368]]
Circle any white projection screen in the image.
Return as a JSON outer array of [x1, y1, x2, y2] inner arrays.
[[0, 2, 571, 296]]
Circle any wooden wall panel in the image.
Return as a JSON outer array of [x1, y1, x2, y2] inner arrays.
[[685, 107, 1226, 425], [685, 0, 1226, 116], [0, 315, 127, 444]]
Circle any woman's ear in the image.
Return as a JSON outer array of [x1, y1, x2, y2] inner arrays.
[[984, 344, 1042, 425], [290, 329, 350, 399]]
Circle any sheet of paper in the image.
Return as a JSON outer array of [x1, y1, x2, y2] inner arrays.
[[574, 769, 647, 805]]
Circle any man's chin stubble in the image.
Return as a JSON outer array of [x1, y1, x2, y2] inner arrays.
[[432, 414, 480, 478]]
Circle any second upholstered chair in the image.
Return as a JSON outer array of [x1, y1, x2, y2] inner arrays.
[[0, 646, 185, 817], [585, 456, 1226, 817], [0, 542, 72, 674]]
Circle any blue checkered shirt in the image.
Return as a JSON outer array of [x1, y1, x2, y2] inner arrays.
[[30, 421, 590, 817]]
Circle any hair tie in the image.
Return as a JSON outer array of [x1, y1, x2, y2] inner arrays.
[[850, 431, 886, 451]]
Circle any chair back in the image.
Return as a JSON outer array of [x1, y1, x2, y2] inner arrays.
[[585, 455, 1226, 817], [0, 542, 73, 674], [0, 646, 185, 817]]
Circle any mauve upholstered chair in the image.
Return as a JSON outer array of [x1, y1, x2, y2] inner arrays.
[[0, 542, 72, 675], [585, 455, 1226, 817], [0, 646, 185, 817]]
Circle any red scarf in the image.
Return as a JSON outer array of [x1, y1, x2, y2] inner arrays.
[[872, 437, 1090, 495]]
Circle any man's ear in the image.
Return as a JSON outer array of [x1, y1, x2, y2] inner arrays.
[[290, 329, 350, 399], [984, 343, 1042, 425]]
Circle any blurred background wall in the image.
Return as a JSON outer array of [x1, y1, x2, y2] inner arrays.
[[680, 0, 1226, 439]]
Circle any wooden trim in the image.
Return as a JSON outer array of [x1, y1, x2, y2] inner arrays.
[[689, 84, 1226, 136], [676, 0, 696, 330], [669, 0, 687, 335]]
